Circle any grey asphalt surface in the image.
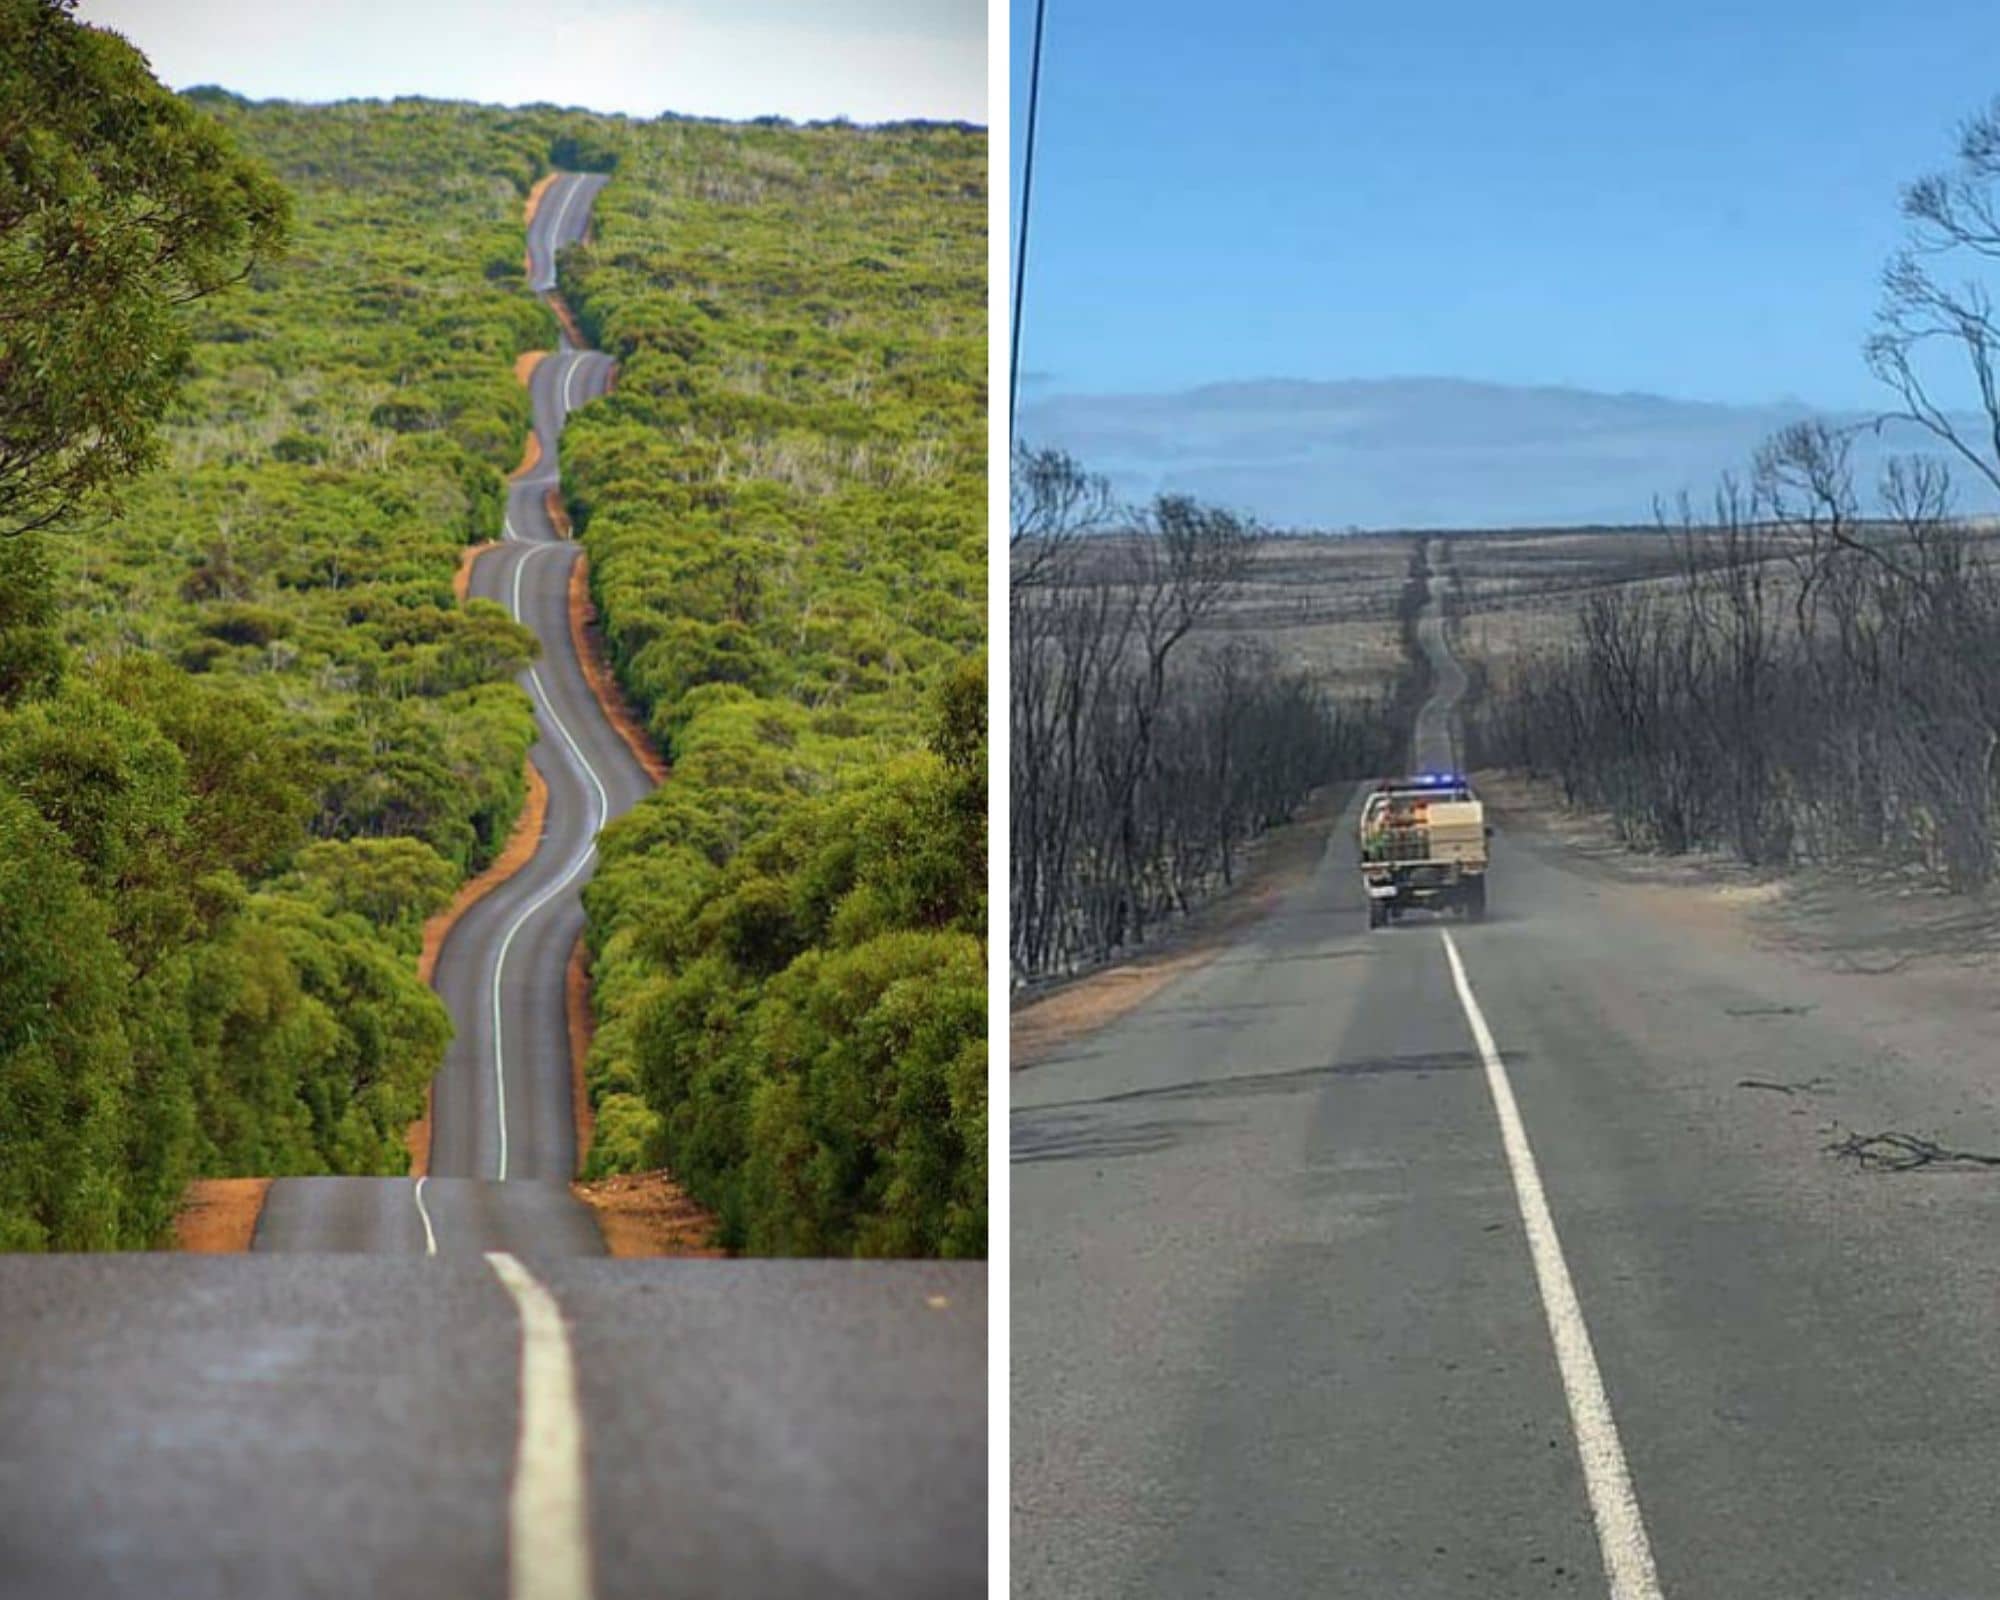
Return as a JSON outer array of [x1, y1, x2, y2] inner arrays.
[[1411, 542, 1466, 773], [1012, 539, 2000, 1596], [0, 1256, 985, 1599], [259, 171, 639, 1253], [0, 173, 987, 1597]]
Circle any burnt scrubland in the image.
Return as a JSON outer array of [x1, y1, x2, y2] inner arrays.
[[1473, 100, 2000, 898], [1473, 440, 2000, 891], [1009, 449, 1407, 982], [2, 7, 984, 1255], [558, 118, 987, 1257]]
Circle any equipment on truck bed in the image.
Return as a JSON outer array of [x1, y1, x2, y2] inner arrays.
[[1358, 773, 1491, 928]]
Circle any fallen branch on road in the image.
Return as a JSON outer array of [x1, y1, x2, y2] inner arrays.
[[1827, 1130, 2000, 1170], [1737, 1076, 1832, 1096]]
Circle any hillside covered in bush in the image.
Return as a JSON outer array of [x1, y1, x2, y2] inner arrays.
[[559, 119, 988, 1256], [2, 43, 986, 1255], [0, 81, 613, 1247]]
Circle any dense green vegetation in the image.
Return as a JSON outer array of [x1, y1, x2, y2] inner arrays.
[[1, 20, 987, 1255], [0, 0, 290, 536], [66, 96, 571, 876], [561, 119, 988, 1256], [0, 48, 612, 1245]]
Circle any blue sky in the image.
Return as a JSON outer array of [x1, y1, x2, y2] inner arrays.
[[1010, 0, 2000, 409], [85, 0, 984, 125]]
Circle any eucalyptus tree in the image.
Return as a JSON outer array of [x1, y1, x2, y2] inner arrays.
[[0, 0, 289, 536]]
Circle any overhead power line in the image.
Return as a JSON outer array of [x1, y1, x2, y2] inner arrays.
[[1009, 0, 1049, 444]]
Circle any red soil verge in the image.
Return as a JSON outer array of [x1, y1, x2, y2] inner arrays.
[[568, 552, 670, 784], [404, 1079, 435, 1180], [571, 1171, 724, 1258], [511, 428, 542, 479], [546, 290, 588, 347], [172, 1178, 271, 1252], [506, 353, 547, 484], [417, 758, 548, 987], [522, 173, 558, 276], [453, 540, 498, 602], [524, 172, 558, 227]]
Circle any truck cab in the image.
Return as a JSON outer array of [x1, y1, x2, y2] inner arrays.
[[1358, 773, 1489, 928]]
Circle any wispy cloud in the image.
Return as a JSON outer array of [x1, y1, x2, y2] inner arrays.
[[82, 0, 986, 123], [1019, 377, 1998, 531]]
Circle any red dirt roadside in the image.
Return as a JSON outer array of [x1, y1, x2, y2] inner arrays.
[[171, 1179, 271, 1252], [568, 552, 670, 784], [547, 290, 588, 347], [452, 540, 496, 602], [572, 1172, 724, 1258], [521, 172, 558, 275]]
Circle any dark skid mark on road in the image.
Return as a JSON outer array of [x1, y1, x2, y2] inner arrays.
[[1146, 999, 1321, 1018], [1013, 1051, 1488, 1158], [1205, 947, 1379, 971], [1012, 1115, 1191, 1165]]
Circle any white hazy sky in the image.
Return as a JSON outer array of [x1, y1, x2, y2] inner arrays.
[[80, 0, 986, 123]]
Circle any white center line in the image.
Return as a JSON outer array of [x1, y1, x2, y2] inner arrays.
[[477, 176, 611, 1181], [1440, 928, 1665, 1600], [487, 1251, 594, 1600], [412, 1176, 438, 1255], [486, 543, 613, 1181]]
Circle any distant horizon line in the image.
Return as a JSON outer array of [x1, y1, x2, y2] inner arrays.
[[175, 83, 988, 133], [1018, 371, 1895, 416]]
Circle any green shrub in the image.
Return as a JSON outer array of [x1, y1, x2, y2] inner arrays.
[[564, 120, 987, 1256]]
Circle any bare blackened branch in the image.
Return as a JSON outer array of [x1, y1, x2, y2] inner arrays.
[[1829, 1130, 2000, 1171]]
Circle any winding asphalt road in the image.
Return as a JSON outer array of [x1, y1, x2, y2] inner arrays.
[[0, 173, 985, 1598], [257, 171, 636, 1255], [1013, 538, 2000, 1597]]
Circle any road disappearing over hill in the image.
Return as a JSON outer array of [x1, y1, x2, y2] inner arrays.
[[0, 172, 985, 1600], [257, 172, 631, 1255], [1013, 538, 2000, 1598]]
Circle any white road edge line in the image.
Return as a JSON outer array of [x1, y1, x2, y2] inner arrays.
[[487, 543, 612, 1181], [1440, 929, 1665, 1600], [412, 1176, 438, 1256], [486, 1251, 594, 1600]]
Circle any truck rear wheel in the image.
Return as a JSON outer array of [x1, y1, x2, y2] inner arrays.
[[1463, 878, 1486, 922], [1368, 900, 1386, 930]]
